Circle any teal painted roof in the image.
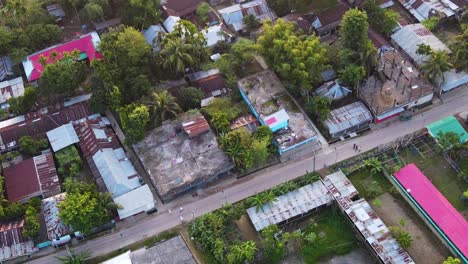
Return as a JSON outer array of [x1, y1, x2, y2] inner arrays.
[[426, 116, 468, 143]]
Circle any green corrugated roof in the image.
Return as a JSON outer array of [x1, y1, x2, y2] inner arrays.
[[426, 116, 468, 143]]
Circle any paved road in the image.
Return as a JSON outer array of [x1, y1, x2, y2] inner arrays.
[[29, 92, 468, 264]]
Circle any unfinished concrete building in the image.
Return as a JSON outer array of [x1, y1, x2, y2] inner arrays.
[[359, 49, 434, 123], [133, 111, 234, 202]]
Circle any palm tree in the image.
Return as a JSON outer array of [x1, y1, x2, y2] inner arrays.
[[143, 91, 182, 125], [252, 190, 278, 212], [56, 249, 90, 264], [420, 50, 453, 93], [160, 38, 194, 74], [364, 158, 383, 174]]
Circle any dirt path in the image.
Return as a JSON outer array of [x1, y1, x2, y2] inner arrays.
[[373, 193, 449, 264], [234, 215, 261, 243]]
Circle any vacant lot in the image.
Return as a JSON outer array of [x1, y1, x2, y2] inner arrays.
[[373, 193, 449, 264]]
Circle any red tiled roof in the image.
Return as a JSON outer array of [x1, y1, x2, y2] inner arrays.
[[163, 0, 203, 17], [25, 34, 102, 81], [4, 159, 40, 202]]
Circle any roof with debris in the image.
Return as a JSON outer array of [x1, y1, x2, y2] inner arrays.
[[314, 80, 351, 101], [323, 171, 415, 264], [133, 110, 234, 201], [397, 0, 459, 22], [0, 77, 25, 106], [0, 219, 37, 261], [41, 193, 70, 240], [246, 181, 333, 231], [325, 101, 373, 135], [219, 0, 277, 31]]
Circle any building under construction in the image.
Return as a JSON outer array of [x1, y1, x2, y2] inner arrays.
[[359, 49, 434, 123]]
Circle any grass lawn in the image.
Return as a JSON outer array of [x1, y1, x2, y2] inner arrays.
[[301, 206, 357, 262], [347, 167, 393, 199], [399, 149, 468, 211]]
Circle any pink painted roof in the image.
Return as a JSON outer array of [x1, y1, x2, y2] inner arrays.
[[25, 34, 102, 81], [394, 164, 468, 258], [266, 117, 276, 125]]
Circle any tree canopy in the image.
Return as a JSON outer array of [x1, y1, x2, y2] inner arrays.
[[118, 104, 150, 144], [257, 19, 329, 95], [363, 1, 399, 36]]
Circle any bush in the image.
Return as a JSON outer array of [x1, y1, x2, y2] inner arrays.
[[19, 136, 48, 156], [55, 145, 83, 177], [389, 226, 412, 248], [196, 2, 211, 24], [177, 87, 204, 111]]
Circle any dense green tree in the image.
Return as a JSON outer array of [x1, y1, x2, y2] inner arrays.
[[243, 14, 260, 31], [177, 87, 205, 111], [196, 2, 211, 24], [305, 96, 330, 120], [257, 19, 329, 95], [437, 131, 463, 151], [25, 24, 63, 50], [251, 138, 270, 166], [363, 1, 399, 36], [39, 54, 87, 101], [58, 187, 117, 234], [450, 27, 468, 71], [210, 112, 231, 134], [118, 104, 150, 144], [254, 125, 273, 141], [261, 224, 288, 263], [339, 64, 366, 88], [1, 0, 50, 28], [18, 136, 48, 156], [340, 9, 369, 52], [122, 0, 161, 30], [80, 3, 104, 23], [55, 145, 83, 178], [0, 27, 14, 54], [143, 91, 182, 125], [22, 205, 39, 238], [89, 76, 121, 113], [95, 26, 152, 103], [160, 38, 193, 74], [8, 86, 37, 115]]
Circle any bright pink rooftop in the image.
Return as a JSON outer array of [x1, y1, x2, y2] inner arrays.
[[23, 32, 103, 82], [394, 164, 468, 259]]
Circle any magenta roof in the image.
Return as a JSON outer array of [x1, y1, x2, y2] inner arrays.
[[394, 164, 468, 259], [23, 32, 102, 81]]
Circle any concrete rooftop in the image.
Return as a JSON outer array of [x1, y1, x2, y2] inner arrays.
[[133, 111, 234, 201]]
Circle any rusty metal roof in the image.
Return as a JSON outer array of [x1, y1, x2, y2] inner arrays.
[[0, 219, 36, 261], [325, 101, 373, 134], [41, 193, 70, 240]]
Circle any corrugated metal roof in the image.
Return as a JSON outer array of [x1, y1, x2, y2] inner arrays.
[[246, 181, 333, 231], [314, 81, 351, 101], [143, 24, 165, 52], [163, 16, 181, 33], [182, 116, 210, 137], [46, 123, 79, 152], [325, 102, 373, 134], [0, 219, 36, 261], [426, 116, 468, 143], [398, 0, 458, 22], [391, 24, 450, 67], [41, 193, 70, 240], [92, 148, 140, 198], [230, 115, 258, 130], [33, 152, 61, 198], [0, 77, 25, 105], [323, 171, 415, 264], [115, 185, 155, 219]]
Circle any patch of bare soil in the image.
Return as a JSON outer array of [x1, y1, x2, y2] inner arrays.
[[373, 193, 449, 264], [234, 214, 261, 243]]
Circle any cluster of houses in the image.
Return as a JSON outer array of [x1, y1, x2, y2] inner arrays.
[[0, 0, 466, 261]]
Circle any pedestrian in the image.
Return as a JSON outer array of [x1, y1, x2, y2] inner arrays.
[[358, 146, 362, 152], [179, 207, 184, 212], [353, 143, 356, 150]]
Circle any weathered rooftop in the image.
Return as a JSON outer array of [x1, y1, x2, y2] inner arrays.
[[0, 219, 36, 261], [42, 193, 70, 240], [398, 0, 459, 22], [246, 181, 333, 231], [359, 50, 434, 116], [133, 111, 234, 201], [325, 101, 373, 135], [0, 77, 25, 106], [3, 152, 60, 203], [323, 171, 415, 264], [238, 70, 319, 151]]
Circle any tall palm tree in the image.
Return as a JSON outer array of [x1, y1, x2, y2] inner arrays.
[[420, 50, 453, 93], [160, 38, 194, 74], [144, 91, 182, 124]]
